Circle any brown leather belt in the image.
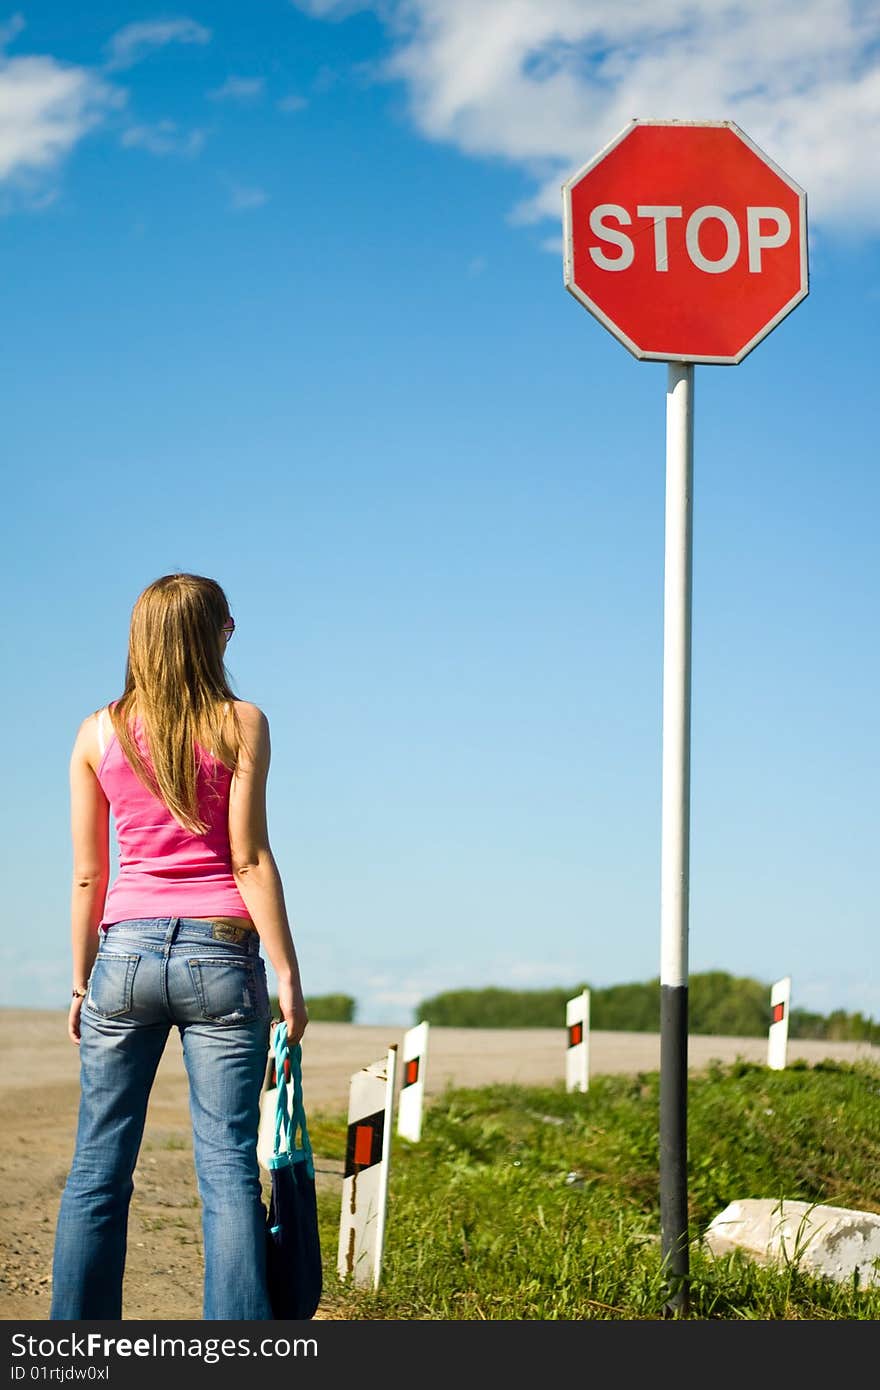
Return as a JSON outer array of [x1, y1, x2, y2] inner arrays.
[[188, 915, 257, 943], [189, 916, 255, 929]]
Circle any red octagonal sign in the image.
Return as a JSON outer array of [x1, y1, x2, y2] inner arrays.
[[563, 120, 808, 364]]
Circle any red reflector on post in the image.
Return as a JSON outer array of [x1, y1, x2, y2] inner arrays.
[[354, 1125, 373, 1167]]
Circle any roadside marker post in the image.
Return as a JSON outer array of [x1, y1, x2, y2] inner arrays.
[[397, 1021, 429, 1142], [337, 1045, 398, 1291], [767, 976, 792, 1070], [565, 989, 590, 1093]]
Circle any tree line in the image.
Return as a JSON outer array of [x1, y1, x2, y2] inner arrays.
[[413, 972, 879, 1042], [280, 976, 877, 1043], [270, 992, 357, 1023]]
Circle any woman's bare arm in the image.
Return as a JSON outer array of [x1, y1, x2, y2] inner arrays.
[[68, 716, 110, 1044], [228, 702, 308, 1044]]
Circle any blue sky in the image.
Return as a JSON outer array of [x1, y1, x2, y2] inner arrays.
[[2, 2, 878, 1025]]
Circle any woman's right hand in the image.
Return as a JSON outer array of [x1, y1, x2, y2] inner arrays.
[[68, 994, 85, 1046], [277, 975, 309, 1046]]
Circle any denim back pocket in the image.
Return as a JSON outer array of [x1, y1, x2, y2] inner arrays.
[[86, 952, 139, 1017], [187, 956, 268, 1024]]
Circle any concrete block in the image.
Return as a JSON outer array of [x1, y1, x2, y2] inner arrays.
[[703, 1198, 880, 1286]]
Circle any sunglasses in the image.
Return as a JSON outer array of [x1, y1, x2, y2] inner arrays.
[[222, 617, 235, 641]]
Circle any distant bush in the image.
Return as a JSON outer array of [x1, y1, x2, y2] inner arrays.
[[591, 981, 660, 1032], [790, 1007, 880, 1043], [269, 993, 356, 1023], [415, 986, 582, 1029], [307, 993, 356, 1022], [416, 973, 879, 1042], [688, 971, 767, 1036]]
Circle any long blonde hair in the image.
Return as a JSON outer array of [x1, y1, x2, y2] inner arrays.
[[105, 573, 248, 835]]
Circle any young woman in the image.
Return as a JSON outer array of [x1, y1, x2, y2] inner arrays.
[[50, 572, 308, 1320]]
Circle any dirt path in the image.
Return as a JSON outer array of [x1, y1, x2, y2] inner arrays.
[[1, 1010, 875, 1321]]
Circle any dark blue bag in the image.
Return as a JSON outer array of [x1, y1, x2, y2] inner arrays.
[[265, 1024, 323, 1320]]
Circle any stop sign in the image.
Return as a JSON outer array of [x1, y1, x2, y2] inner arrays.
[[563, 120, 808, 364]]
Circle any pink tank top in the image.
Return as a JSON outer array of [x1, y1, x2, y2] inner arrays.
[[96, 700, 251, 928]]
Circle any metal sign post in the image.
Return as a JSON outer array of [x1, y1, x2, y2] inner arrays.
[[659, 362, 694, 1312], [562, 118, 808, 1318]]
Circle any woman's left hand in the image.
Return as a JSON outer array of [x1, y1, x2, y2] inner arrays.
[[68, 995, 85, 1045]]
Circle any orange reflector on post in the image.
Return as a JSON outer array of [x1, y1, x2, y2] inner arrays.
[[344, 1110, 384, 1177]]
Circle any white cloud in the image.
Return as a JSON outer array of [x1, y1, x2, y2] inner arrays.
[[0, 941, 68, 1008], [504, 959, 584, 987], [794, 967, 880, 1022], [0, 18, 212, 198], [121, 119, 206, 157], [228, 181, 269, 210], [0, 53, 122, 183], [366, 985, 425, 1010], [293, 0, 880, 232], [278, 93, 309, 112], [208, 76, 265, 101], [0, 13, 25, 48], [359, 979, 437, 1025], [293, 0, 371, 15], [105, 18, 211, 72]]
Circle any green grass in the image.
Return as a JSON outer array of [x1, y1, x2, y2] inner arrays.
[[311, 1059, 880, 1320]]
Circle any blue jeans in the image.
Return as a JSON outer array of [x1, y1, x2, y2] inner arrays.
[[51, 917, 272, 1320]]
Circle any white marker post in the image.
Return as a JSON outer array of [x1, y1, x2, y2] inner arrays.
[[397, 1021, 429, 1142], [337, 1045, 397, 1291], [565, 990, 590, 1093], [767, 976, 792, 1070]]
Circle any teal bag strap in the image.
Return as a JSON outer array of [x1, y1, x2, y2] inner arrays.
[[270, 1023, 315, 1180]]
